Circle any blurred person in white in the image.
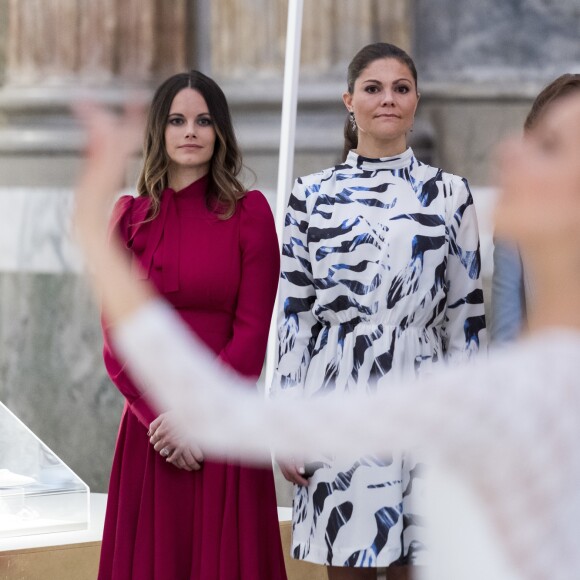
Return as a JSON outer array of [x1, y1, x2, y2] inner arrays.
[[491, 73, 580, 344], [73, 93, 580, 580]]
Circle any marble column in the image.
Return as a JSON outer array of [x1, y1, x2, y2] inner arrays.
[[210, 0, 413, 79], [301, 0, 413, 75], [6, 0, 187, 86]]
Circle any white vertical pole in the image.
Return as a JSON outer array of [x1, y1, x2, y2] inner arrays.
[[264, 0, 304, 392]]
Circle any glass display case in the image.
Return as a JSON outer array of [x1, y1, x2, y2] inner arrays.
[[0, 402, 89, 538]]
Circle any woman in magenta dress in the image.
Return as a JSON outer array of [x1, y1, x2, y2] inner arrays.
[[98, 71, 287, 580]]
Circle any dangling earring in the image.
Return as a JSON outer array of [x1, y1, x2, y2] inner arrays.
[[349, 111, 357, 132]]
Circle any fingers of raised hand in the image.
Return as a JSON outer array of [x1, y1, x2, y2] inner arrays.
[[73, 100, 145, 160]]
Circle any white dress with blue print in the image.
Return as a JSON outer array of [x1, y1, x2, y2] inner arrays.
[[272, 148, 486, 568]]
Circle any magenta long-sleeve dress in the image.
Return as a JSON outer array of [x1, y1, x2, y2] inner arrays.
[[98, 175, 287, 580]]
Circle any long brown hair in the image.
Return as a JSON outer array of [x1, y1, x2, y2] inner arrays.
[[342, 43, 419, 161], [524, 73, 580, 132], [137, 70, 245, 220]]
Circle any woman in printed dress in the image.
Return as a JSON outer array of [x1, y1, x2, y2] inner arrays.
[[272, 43, 487, 580]]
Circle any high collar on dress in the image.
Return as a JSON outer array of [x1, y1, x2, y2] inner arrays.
[[135, 174, 209, 293], [346, 147, 415, 172], [169, 173, 209, 197]]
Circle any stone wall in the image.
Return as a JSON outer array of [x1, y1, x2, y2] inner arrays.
[[414, 0, 580, 82], [0, 185, 121, 491], [210, 0, 411, 78], [411, 0, 580, 182]]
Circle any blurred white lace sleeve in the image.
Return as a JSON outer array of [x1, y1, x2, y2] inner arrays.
[[114, 298, 580, 580]]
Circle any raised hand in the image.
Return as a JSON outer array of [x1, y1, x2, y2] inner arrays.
[[73, 101, 145, 241]]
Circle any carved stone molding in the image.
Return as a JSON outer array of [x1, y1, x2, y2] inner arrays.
[[6, 0, 188, 87], [210, 0, 414, 79]]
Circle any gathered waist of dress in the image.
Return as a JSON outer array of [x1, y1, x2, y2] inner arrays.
[[318, 315, 436, 333]]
